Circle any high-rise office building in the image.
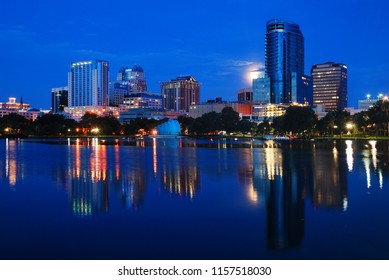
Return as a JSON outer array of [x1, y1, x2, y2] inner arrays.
[[51, 87, 68, 113], [117, 64, 147, 92], [109, 64, 147, 106], [161, 76, 200, 112], [68, 60, 109, 107], [265, 19, 306, 104], [311, 62, 348, 112]]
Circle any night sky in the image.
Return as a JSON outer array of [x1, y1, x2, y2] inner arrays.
[[0, 0, 388, 109]]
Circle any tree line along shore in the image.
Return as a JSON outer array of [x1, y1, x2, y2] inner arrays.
[[0, 101, 388, 139]]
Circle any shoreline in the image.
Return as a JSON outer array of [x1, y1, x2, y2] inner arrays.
[[1, 134, 389, 141]]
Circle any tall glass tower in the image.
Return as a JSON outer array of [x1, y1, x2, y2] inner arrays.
[[68, 60, 109, 107], [265, 19, 304, 104]]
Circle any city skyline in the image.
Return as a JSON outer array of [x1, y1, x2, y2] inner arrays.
[[0, 0, 388, 109]]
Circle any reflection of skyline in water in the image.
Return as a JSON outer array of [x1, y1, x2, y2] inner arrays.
[[362, 140, 384, 189], [66, 140, 109, 216], [0, 138, 388, 250], [154, 138, 200, 198], [1, 139, 387, 207], [2, 139, 24, 188], [61, 138, 199, 215], [264, 147, 306, 250], [236, 140, 389, 250], [312, 143, 348, 211]]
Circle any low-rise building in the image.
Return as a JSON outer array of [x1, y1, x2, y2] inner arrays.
[[250, 103, 288, 122], [120, 92, 163, 112], [188, 98, 252, 118], [0, 97, 30, 110], [64, 106, 120, 120], [0, 97, 42, 121]]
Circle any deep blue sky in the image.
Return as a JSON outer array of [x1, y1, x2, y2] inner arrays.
[[0, 0, 388, 109]]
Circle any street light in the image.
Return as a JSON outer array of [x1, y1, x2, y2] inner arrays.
[[91, 127, 99, 134], [346, 123, 353, 135]]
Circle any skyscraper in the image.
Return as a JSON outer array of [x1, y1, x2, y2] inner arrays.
[[68, 60, 109, 107], [109, 65, 148, 106], [161, 76, 200, 112], [311, 62, 348, 112], [51, 87, 68, 113], [265, 19, 305, 104]]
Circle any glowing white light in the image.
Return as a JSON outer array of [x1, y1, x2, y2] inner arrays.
[[345, 140, 353, 172], [363, 157, 371, 188], [379, 171, 383, 189], [369, 140, 377, 170], [343, 197, 348, 211]]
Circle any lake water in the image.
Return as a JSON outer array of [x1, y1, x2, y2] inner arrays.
[[0, 137, 388, 260]]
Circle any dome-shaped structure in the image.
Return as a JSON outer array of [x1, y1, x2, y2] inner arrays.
[[132, 64, 144, 72], [155, 119, 181, 136]]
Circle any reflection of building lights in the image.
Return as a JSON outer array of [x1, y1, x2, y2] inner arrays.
[[5, 138, 17, 187], [114, 145, 120, 180], [247, 187, 258, 204], [363, 157, 371, 188], [379, 171, 383, 189], [265, 147, 283, 180], [153, 138, 157, 174], [369, 140, 377, 170], [345, 140, 353, 171], [343, 197, 348, 211]]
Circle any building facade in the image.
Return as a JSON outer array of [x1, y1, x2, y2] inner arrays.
[[311, 62, 348, 112], [51, 87, 68, 113], [0, 97, 29, 110], [0, 97, 42, 121], [108, 83, 131, 106], [68, 60, 109, 107], [238, 88, 253, 103], [120, 92, 163, 112], [358, 98, 377, 111], [265, 19, 306, 104], [64, 106, 120, 120], [253, 76, 271, 104], [161, 76, 200, 112], [188, 99, 252, 119]]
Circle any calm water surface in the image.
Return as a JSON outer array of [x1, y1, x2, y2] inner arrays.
[[0, 137, 388, 260]]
